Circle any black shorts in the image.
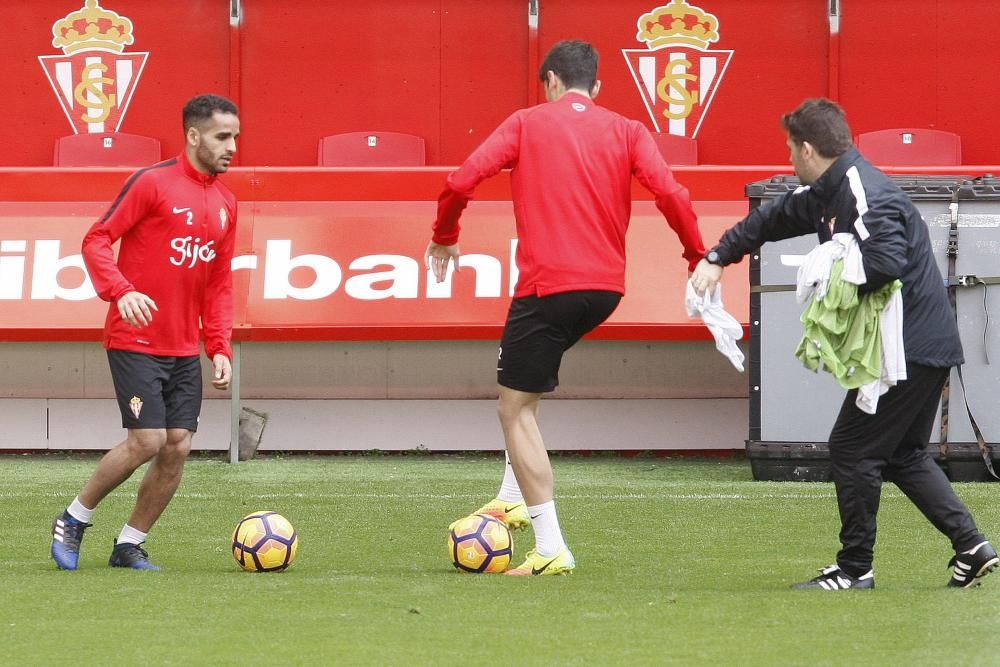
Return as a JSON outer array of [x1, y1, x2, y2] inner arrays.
[[108, 350, 202, 431], [497, 290, 621, 393]]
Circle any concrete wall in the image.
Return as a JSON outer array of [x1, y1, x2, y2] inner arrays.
[[0, 340, 749, 451]]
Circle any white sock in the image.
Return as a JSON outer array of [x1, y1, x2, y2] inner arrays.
[[527, 500, 566, 557], [117, 524, 148, 546], [67, 497, 94, 523], [497, 451, 523, 503]]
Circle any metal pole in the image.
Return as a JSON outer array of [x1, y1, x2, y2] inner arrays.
[[228, 0, 243, 166], [827, 0, 840, 101], [229, 341, 241, 463]]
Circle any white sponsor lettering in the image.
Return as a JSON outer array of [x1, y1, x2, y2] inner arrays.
[[0, 240, 27, 299], [231, 255, 258, 271], [0, 238, 521, 301], [1, 239, 96, 300], [426, 254, 502, 299], [170, 236, 217, 268], [262, 239, 343, 300], [31, 240, 95, 300], [345, 254, 419, 300]]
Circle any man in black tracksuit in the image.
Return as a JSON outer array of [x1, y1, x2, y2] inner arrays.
[[691, 98, 997, 590]]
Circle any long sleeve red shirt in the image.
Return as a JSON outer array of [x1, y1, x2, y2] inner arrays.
[[82, 152, 237, 360], [433, 91, 705, 297]]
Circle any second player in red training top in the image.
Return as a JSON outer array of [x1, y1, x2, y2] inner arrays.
[[432, 91, 705, 297]]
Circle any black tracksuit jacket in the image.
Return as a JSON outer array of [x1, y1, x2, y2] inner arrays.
[[708, 147, 963, 368]]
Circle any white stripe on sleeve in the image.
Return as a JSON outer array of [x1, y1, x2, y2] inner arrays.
[[846, 166, 871, 240]]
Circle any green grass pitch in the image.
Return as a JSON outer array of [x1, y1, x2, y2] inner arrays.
[[2, 454, 998, 665]]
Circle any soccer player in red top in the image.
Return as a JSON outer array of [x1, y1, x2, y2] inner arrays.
[[50, 94, 240, 571], [426, 41, 706, 575]]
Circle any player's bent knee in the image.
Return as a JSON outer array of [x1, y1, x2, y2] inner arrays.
[[163, 442, 192, 462], [126, 428, 168, 459], [496, 397, 523, 426], [164, 429, 194, 457]]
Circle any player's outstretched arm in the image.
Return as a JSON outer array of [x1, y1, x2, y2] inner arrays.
[[629, 123, 705, 270], [427, 111, 523, 284]]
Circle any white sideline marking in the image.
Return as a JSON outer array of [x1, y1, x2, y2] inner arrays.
[[173, 492, 844, 501], [4, 491, 855, 500]]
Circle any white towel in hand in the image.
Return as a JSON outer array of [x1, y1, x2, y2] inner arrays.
[[685, 280, 745, 372]]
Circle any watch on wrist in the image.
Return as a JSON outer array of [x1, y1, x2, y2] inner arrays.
[[705, 250, 722, 266]]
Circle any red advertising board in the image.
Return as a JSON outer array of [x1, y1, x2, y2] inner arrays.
[[0, 198, 750, 341]]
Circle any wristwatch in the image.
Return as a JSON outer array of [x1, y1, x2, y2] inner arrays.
[[705, 249, 723, 265]]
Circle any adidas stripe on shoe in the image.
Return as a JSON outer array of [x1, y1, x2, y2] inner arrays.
[[948, 541, 998, 588], [51, 510, 91, 571], [792, 564, 874, 590]]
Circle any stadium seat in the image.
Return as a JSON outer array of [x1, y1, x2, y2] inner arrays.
[[854, 128, 962, 166], [318, 131, 425, 167], [650, 132, 698, 165], [53, 132, 161, 167]]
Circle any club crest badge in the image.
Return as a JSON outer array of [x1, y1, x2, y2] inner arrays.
[[38, 0, 149, 135], [129, 395, 143, 419], [622, 0, 733, 138]]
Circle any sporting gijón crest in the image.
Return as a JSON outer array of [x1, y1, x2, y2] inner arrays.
[[622, 1, 733, 138], [38, 0, 148, 135]]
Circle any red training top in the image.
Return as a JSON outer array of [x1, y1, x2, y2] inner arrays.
[[82, 152, 237, 360], [433, 92, 705, 298]]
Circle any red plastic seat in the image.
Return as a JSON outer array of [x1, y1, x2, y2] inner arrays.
[[854, 128, 961, 166], [650, 132, 698, 165], [53, 132, 161, 167], [318, 132, 425, 167]]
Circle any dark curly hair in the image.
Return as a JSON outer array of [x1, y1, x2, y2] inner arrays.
[[182, 94, 238, 130]]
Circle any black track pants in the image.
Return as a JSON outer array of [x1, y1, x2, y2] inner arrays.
[[828, 363, 984, 576]]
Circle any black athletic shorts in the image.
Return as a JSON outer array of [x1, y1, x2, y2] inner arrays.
[[107, 350, 202, 431], [497, 290, 621, 393]]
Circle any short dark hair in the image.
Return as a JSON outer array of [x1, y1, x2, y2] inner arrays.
[[183, 94, 238, 130], [538, 40, 598, 91], [781, 98, 853, 158]]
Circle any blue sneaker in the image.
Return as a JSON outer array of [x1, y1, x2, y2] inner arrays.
[[51, 510, 91, 571], [108, 541, 160, 571]]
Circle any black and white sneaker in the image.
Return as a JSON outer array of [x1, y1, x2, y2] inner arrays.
[[792, 564, 875, 590], [948, 541, 998, 588]]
